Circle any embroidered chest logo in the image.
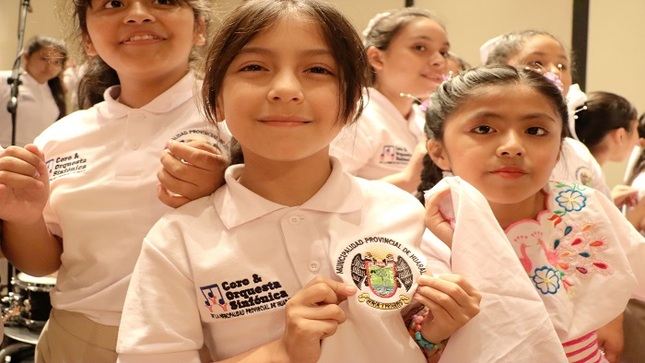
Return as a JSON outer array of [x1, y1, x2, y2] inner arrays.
[[574, 166, 593, 187], [335, 237, 425, 310], [172, 129, 225, 150], [379, 145, 411, 165], [46, 152, 88, 181], [199, 274, 290, 320]]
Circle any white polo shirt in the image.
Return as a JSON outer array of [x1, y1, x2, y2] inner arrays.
[[0, 70, 59, 147], [117, 158, 429, 363], [35, 71, 229, 326], [330, 88, 426, 180]]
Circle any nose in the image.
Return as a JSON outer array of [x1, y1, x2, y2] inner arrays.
[[125, 2, 155, 24], [267, 70, 303, 103], [429, 51, 448, 71], [497, 131, 525, 157]]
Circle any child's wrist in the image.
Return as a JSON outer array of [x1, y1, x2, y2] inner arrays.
[[407, 307, 447, 358]]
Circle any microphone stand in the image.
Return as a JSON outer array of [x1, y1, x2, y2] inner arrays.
[[4, 0, 31, 295]]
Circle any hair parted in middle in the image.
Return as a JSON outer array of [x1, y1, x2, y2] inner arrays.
[[201, 0, 369, 127], [415, 65, 569, 202]]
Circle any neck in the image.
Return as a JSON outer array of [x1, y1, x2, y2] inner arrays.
[[489, 190, 546, 230], [117, 69, 189, 108], [25, 70, 48, 85], [373, 86, 415, 119], [591, 150, 608, 166], [238, 151, 333, 206]]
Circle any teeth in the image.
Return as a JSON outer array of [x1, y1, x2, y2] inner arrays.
[[128, 34, 155, 42]]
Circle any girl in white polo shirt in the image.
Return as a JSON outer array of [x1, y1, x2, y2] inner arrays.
[[329, 8, 450, 193], [0, 0, 229, 361], [0, 36, 68, 147], [116, 1, 480, 362]]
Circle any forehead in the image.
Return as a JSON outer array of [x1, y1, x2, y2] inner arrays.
[[391, 17, 448, 44], [30, 46, 64, 57], [517, 34, 567, 59], [249, 14, 327, 47], [451, 83, 562, 122]]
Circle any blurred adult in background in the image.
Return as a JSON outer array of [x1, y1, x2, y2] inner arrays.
[[0, 36, 67, 147]]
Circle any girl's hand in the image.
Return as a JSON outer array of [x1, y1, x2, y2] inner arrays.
[[277, 276, 357, 363], [625, 195, 645, 232], [424, 186, 454, 247], [612, 184, 638, 208], [157, 140, 229, 208], [0, 144, 49, 224], [413, 274, 481, 344], [596, 313, 624, 363]]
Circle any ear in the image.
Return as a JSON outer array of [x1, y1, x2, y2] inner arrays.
[[214, 97, 225, 123], [427, 139, 451, 171], [366, 46, 385, 71], [82, 34, 98, 57], [610, 128, 625, 144], [193, 16, 207, 47]]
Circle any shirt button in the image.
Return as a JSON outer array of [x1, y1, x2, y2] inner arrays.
[[131, 142, 140, 150], [288, 215, 301, 225], [308, 261, 320, 273]]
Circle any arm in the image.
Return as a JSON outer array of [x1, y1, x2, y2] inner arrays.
[[0, 145, 62, 275], [612, 184, 638, 209], [596, 313, 624, 363], [625, 195, 645, 231], [157, 140, 229, 208]]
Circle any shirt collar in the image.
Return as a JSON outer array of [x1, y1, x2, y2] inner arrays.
[[216, 157, 365, 229], [96, 71, 199, 119]]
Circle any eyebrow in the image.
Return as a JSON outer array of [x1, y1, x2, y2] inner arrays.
[[409, 35, 450, 48], [522, 51, 568, 61], [238, 46, 333, 57], [472, 111, 559, 123]]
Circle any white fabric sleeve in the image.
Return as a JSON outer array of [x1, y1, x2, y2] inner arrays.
[[594, 188, 645, 301], [426, 177, 568, 362], [116, 221, 204, 363]]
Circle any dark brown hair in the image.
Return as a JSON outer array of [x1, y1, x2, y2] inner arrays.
[[575, 91, 638, 153]]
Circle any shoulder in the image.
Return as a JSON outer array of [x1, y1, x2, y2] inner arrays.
[[355, 177, 425, 213], [35, 108, 98, 141], [148, 193, 222, 241], [561, 138, 595, 161]]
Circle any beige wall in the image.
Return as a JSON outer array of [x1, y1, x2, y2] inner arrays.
[[3, 0, 643, 187]]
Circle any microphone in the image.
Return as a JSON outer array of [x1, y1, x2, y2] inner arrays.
[[7, 96, 17, 114]]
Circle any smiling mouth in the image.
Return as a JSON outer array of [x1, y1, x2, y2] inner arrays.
[[422, 73, 444, 82], [123, 34, 161, 43]]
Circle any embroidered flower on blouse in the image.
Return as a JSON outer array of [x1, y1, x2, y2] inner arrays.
[[532, 266, 561, 294], [555, 187, 587, 212]]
